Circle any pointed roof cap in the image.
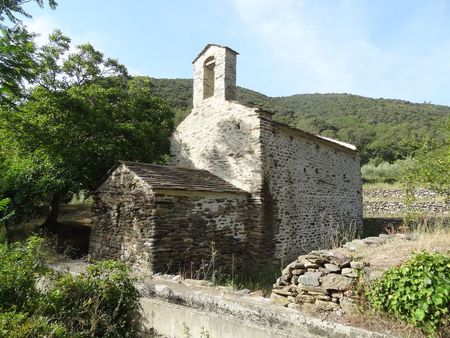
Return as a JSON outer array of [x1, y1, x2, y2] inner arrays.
[[192, 44, 239, 63]]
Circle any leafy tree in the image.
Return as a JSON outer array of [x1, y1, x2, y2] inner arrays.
[[0, 0, 57, 107], [402, 133, 450, 200], [0, 31, 174, 225], [0, 0, 57, 28], [0, 27, 37, 107]]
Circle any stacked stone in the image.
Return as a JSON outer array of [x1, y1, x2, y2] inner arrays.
[[271, 251, 367, 312]]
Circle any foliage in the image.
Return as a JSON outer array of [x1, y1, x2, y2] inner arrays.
[[402, 144, 450, 201], [0, 31, 174, 224], [0, 236, 47, 311], [361, 159, 411, 184], [0, 0, 57, 29], [0, 311, 68, 338], [366, 251, 450, 335], [0, 235, 140, 337], [150, 78, 449, 165], [0, 27, 37, 107], [0, 1, 58, 107], [36, 260, 140, 337]]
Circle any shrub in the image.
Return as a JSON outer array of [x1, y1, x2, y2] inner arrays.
[[366, 251, 450, 335], [37, 260, 140, 337], [361, 159, 411, 184], [0, 236, 48, 311], [0, 311, 68, 338]]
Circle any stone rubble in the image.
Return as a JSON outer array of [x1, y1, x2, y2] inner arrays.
[[271, 233, 399, 313]]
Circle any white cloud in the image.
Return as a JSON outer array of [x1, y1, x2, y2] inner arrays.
[[26, 16, 58, 46], [232, 0, 450, 104], [26, 16, 109, 51]]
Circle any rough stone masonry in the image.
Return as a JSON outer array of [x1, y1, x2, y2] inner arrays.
[[90, 44, 363, 272]]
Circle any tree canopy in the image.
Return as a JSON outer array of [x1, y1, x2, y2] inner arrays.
[[0, 31, 174, 225]]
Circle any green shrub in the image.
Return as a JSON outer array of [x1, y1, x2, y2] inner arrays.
[[0, 236, 48, 311], [366, 251, 450, 335], [0, 311, 68, 338], [37, 260, 140, 337], [362, 159, 411, 184]]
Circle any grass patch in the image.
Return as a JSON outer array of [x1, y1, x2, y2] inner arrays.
[[214, 267, 279, 296]]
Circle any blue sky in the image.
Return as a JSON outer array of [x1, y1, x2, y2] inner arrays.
[[24, 0, 450, 106]]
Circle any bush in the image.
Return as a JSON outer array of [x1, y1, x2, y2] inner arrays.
[[0, 236, 140, 337], [361, 159, 411, 184], [0, 311, 68, 338], [0, 236, 47, 311], [366, 251, 450, 335], [37, 260, 140, 337]]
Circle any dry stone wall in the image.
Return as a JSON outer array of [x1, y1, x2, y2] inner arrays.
[[363, 189, 449, 216], [271, 234, 394, 313], [261, 120, 363, 262]]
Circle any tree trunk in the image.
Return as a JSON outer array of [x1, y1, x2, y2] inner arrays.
[[42, 194, 60, 228]]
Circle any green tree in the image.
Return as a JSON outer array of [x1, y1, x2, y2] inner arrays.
[[0, 31, 174, 226], [0, 0, 57, 28], [0, 1, 58, 107]]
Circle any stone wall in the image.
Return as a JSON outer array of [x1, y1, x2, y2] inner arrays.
[[261, 119, 363, 262], [271, 234, 394, 313], [149, 190, 254, 273], [170, 100, 269, 264], [171, 98, 264, 194], [192, 45, 237, 107], [90, 165, 156, 267], [363, 189, 449, 216], [90, 165, 253, 273]]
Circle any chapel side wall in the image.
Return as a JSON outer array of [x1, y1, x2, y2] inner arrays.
[[150, 191, 255, 273], [260, 121, 363, 262], [89, 165, 157, 269]]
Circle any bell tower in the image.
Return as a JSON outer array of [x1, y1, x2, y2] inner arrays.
[[192, 44, 238, 107]]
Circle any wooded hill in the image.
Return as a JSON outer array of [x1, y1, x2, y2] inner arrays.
[[149, 78, 449, 165]]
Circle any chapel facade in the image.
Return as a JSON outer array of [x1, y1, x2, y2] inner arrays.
[[89, 44, 363, 272]]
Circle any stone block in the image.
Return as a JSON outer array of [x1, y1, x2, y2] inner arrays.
[[324, 263, 340, 273], [341, 268, 358, 278], [320, 274, 355, 291], [298, 272, 322, 286], [297, 284, 328, 295]]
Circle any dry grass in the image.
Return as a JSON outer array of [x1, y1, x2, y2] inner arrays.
[[349, 228, 449, 271]]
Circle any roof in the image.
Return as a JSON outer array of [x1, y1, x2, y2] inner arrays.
[[192, 44, 239, 63], [120, 161, 246, 194]]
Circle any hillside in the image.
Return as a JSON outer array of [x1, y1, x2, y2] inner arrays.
[[149, 78, 449, 164]]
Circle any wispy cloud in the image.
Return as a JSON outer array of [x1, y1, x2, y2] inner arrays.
[[26, 16, 58, 45], [232, 0, 450, 104], [26, 16, 109, 53]]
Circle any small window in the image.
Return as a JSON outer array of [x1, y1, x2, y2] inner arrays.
[[203, 56, 215, 99]]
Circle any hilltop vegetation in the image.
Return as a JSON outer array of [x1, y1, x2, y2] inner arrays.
[[150, 78, 449, 165]]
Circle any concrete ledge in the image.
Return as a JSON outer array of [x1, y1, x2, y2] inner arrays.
[[138, 278, 393, 338]]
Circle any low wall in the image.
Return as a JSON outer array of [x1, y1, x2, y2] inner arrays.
[[271, 234, 396, 313], [363, 189, 448, 217], [138, 278, 390, 338]]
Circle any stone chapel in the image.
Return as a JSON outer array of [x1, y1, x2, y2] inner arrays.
[[89, 44, 363, 272]]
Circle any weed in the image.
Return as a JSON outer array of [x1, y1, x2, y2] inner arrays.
[[366, 251, 449, 336]]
